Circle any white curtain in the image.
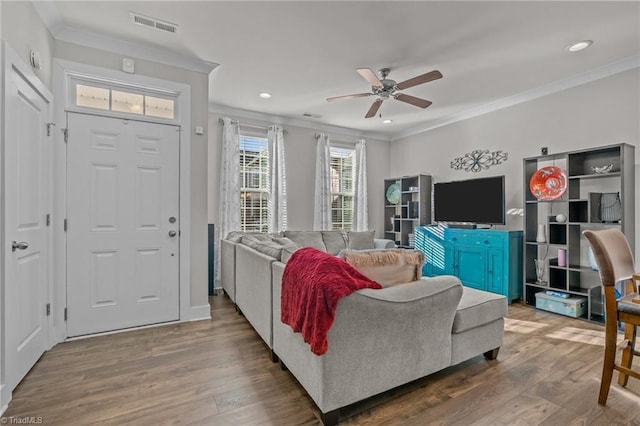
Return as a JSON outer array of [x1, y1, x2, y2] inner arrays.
[[313, 133, 332, 231], [216, 117, 241, 279], [268, 125, 287, 233], [353, 139, 368, 231]]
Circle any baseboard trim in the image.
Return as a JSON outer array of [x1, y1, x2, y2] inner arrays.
[[190, 304, 212, 321], [1, 384, 9, 416]]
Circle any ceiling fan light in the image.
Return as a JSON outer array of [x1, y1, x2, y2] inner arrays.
[[567, 40, 593, 52], [259, 92, 272, 99]]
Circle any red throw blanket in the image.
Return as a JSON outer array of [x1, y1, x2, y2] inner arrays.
[[281, 247, 382, 355]]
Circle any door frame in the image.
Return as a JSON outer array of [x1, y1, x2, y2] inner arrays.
[[51, 59, 192, 343], [1, 41, 54, 412]]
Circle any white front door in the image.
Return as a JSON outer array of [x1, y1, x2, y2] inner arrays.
[[66, 113, 180, 337], [3, 53, 51, 392]]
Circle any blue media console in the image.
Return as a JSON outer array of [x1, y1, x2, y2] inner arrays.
[[415, 225, 523, 303]]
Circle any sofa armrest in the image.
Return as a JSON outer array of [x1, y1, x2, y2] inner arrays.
[[373, 238, 395, 249], [236, 244, 276, 347], [220, 239, 237, 302]]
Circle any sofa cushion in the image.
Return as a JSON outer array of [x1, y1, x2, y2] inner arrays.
[[284, 231, 327, 252], [274, 237, 302, 263], [339, 249, 424, 287], [241, 236, 284, 260], [322, 231, 347, 255], [347, 230, 375, 250], [453, 287, 508, 334]]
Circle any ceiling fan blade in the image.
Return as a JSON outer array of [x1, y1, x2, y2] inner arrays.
[[357, 68, 384, 88], [365, 99, 383, 118], [326, 93, 372, 102], [396, 70, 443, 90], [393, 93, 432, 109]]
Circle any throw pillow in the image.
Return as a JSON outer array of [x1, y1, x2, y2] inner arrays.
[[273, 237, 301, 263], [241, 236, 284, 260], [281, 243, 301, 263], [338, 249, 424, 287], [283, 231, 327, 252], [321, 231, 347, 255], [226, 231, 272, 243], [347, 230, 375, 250]]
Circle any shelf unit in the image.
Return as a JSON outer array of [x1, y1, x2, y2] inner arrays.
[[523, 143, 635, 323], [384, 175, 432, 248]]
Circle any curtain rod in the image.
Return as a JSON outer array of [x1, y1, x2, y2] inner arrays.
[[314, 133, 362, 144], [218, 118, 287, 133]]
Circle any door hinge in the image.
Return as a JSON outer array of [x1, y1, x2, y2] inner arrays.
[[62, 128, 69, 143], [64, 218, 68, 232], [47, 122, 56, 136], [46, 303, 51, 316], [64, 308, 68, 321], [46, 213, 51, 227]]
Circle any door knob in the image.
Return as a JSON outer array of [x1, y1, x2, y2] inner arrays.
[[168, 230, 177, 237], [12, 241, 29, 252]]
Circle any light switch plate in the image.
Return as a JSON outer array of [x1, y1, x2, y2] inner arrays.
[[123, 58, 135, 74]]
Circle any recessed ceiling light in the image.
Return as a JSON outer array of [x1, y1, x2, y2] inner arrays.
[[259, 92, 272, 99], [567, 40, 593, 52], [382, 119, 393, 124]]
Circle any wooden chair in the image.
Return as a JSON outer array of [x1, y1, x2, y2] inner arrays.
[[583, 229, 640, 405]]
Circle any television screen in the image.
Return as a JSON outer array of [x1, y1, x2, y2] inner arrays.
[[434, 176, 505, 225]]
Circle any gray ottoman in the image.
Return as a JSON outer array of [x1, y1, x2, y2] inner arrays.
[[450, 287, 507, 365]]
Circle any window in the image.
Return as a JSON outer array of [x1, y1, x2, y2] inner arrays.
[[240, 135, 269, 232], [330, 147, 355, 230], [74, 82, 176, 119]]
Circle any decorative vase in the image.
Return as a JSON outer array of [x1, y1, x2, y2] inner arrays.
[[534, 259, 546, 284], [555, 213, 567, 223], [536, 224, 546, 243], [558, 249, 567, 267]]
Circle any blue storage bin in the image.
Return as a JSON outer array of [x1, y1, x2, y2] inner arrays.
[[535, 292, 587, 318]]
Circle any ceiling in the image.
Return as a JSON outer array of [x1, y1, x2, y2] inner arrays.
[[37, 1, 640, 139]]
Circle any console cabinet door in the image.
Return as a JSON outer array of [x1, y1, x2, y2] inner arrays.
[[486, 248, 504, 294], [453, 245, 486, 290]]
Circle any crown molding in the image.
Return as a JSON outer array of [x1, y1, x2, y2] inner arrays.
[[32, 2, 218, 75], [209, 103, 392, 141], [392, 55, 640, 141]]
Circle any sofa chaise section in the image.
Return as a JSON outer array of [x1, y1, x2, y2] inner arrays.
[[272, 261, 464, 420]]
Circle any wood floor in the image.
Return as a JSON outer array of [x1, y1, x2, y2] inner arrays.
[[4, 295, 640, 425]]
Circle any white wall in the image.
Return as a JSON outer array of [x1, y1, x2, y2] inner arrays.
[[390, 69, 640, 255], [53, 40, 210, 311], [208, 114, 391, 237], [1, 1, 53, 88]]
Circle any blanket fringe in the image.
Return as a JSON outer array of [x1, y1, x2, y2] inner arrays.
[[342, 249, 424, 266]]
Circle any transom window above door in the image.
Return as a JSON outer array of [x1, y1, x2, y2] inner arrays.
[[72, 79, 177, 120]]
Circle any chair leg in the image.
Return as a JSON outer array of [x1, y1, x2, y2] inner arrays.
[[618, 323, 637, 387], [599, 321, 618, 405]]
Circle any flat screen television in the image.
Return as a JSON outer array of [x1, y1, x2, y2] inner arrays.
[[434, 176, 505, 225]]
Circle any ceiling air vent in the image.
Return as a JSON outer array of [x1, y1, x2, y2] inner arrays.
[[130, 12, 178, 34]]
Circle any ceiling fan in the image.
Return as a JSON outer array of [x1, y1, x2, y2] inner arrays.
[[327, 67, 443, 118]]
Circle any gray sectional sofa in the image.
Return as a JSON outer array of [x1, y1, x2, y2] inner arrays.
[[220, 230, 507, 425]]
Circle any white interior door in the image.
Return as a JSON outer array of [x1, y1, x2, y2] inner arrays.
[[66, 113, 180, 337], [3, 56, 51, 392]]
